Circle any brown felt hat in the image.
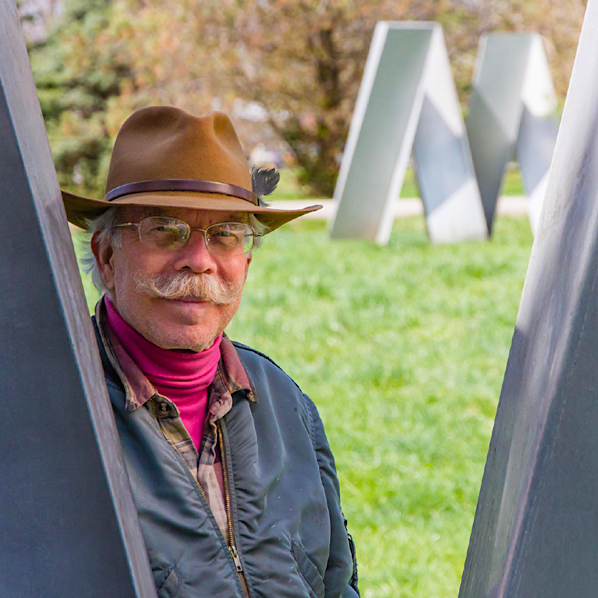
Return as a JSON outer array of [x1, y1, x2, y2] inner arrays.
[[62, 106, 321, 231]]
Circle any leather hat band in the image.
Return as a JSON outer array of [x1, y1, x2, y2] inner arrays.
[[104, 179, 259, 206]]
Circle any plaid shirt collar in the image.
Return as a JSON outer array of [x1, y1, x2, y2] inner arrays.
[[95, 297, 255, 411]]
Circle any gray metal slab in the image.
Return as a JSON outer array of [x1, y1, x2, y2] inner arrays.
[[328, 22, 487, 244], [467, 33, 558, 234], [0, 2, 155, 596], [466, 35, 531, 232], [459, 1, 598, 596]]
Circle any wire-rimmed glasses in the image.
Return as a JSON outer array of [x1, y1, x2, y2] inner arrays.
[[115, 216, 260, 256]]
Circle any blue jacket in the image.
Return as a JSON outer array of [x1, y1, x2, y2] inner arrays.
[[96, 324, 359, 598]]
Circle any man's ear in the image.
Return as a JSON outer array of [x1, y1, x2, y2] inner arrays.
[[91, 231, 116, 291]]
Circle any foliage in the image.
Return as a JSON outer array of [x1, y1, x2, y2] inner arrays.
[[29, 0, 585, 198], [76, 214, 535, 596], [28, 0, 136, 196]]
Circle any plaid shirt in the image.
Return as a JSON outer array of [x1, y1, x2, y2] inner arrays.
[[95, 299, 255, 539]]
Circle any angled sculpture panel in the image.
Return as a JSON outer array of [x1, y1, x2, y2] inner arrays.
[[328, 22, 488, 244], [459, 1, 598, 596], [467, 33, 559, 234], [0, 2, 155, 596]]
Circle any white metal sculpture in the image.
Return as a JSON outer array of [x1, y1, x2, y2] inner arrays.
[[466, 33, 559, 234], [329, 22, 488, 244]]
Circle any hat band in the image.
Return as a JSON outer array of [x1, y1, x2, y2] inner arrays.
[[104, 179, 259, 206]]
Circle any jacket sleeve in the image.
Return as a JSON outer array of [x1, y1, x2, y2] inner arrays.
[[306, 395, 360, 598]]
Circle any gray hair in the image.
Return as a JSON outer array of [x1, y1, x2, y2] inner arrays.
[[79, 208, 122, 296], [80, 206, 269, 296]]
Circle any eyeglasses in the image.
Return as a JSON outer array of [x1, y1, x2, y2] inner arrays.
[[114, 216, 261, 256]]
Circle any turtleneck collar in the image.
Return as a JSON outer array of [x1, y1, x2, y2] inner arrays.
[[104, 297, 222, 450], [105, 296, 222, 400]]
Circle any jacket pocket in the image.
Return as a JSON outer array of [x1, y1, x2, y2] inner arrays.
[[291, 540, 325, 598], [155, 565, 181, 598]]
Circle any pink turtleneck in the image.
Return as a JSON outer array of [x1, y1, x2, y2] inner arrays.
[[105, 297, 222, 451]]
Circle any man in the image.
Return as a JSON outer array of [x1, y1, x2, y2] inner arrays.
[[62, 106, 359, 598]]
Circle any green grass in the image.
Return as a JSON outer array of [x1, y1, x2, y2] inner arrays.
[[268, 167, 524, 200], [400, 166, 420, 198], [501, 167, 524, 196], [76, 215, 534, 597]]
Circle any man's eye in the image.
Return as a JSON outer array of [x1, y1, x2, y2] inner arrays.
[[147, 221, 181, 235], [145, 222, 183, 247]]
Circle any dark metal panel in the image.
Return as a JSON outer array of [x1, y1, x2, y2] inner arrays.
[[0, 2, 155, 596], [459, 2, 598, 597]]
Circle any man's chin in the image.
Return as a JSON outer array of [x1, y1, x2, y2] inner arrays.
[[173, 342, 216, 353], [152, 332, 218, 353], [131, 314, 217, 352]]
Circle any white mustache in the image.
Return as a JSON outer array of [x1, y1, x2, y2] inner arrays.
[[133, 271, 243, 306]]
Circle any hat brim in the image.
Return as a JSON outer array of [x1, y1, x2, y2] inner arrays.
[[62, 189, 322, 232]]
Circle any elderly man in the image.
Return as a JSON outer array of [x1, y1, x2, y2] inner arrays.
[[62, 106, 359, 598]]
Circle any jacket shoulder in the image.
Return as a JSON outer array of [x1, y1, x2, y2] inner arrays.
[[232, 340, 315, 439], [232, 341, 304, 393]]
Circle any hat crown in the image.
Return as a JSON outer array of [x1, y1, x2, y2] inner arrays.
[[61, 105, 322, 231], [105, 107, 252, 194]]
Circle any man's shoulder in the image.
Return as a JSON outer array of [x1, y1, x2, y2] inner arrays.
[[231, 341, 287, 371], [231, 340, 304, 395], [231, 340, 317, 442]]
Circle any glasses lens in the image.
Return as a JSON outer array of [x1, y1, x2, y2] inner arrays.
[[138, 217, 189, 250], [206, 222, 254, 256]]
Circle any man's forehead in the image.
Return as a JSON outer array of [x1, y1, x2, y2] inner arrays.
[[118, 205, 248, 223]]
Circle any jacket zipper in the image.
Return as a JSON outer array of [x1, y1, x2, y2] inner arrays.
[[218, 421, 250, 598], [151, 398, 249, 597]]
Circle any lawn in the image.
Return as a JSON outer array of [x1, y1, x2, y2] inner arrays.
[[76, 214, 534, 598]]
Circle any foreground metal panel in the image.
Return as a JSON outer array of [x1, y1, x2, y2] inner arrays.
[[467, 33, 558, 234], [329, 22, 487, 244], [0, 3, 156, 596], [459, 2, 598, 597]]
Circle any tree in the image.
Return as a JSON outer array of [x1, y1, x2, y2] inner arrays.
[[28, 0, 136, 196], [28, 0, 587, 198]]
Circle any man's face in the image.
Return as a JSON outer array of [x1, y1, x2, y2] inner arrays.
[[93, 207, 252, 352]]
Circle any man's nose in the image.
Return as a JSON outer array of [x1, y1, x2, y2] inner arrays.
[[172, 230, 217, 273]]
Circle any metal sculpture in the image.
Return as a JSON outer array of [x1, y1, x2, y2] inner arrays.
[[328, 22, 488, 244], [467, 33, 559, 234], [459, 1, 598, 596], [0, 2, 155, 596]]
